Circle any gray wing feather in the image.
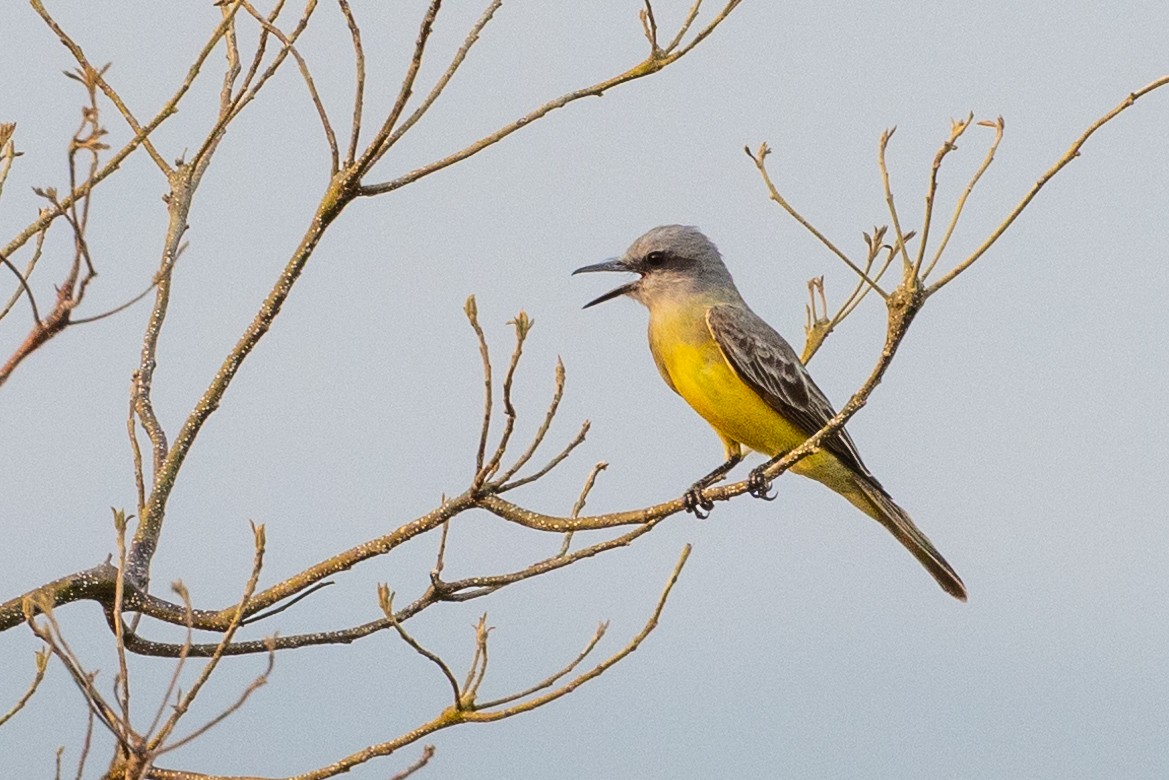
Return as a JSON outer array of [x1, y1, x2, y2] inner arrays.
[[706, 304, 877, 483]]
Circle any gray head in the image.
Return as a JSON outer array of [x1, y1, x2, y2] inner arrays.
[[573, 225, 739, 309]]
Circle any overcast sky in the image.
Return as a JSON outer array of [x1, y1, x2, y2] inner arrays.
[[2, 2, 1168, 778]]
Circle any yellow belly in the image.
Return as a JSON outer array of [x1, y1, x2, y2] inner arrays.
[[648, 304, 863, 499], [648, 311, 807, 455]]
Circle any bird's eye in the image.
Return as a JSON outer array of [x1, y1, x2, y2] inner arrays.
[[645, 251, 667, 267]]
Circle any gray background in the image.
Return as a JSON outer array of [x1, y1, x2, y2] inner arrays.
[[2, 2, 1167, 777]]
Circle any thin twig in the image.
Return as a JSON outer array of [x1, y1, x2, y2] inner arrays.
[[913, 114, 972, 275], [877, 128, 914, 275], [230, 1, 336, 174], [477, 622, 608, 709], [147, 523, 267, 751], [374, 0, 503, 158], [482, 312, 532, 480], [747, 143, 887, 298], [497, 420, 590, 492], [496, 356, 566, 485], [0, 647, 49, 727], [460, 614, 490, 703], [466, 296, 493, 480], [640, 1, 660, 53], [559, 461, 608, 556], [922, 117, 1004, 282], [143, 581, 195, 742], [389, 745, 436, 780], [3, 5, 242, 262], [360, 0, 443, 170], [338, 0, 364, 168], [234, 0, 286, 100], [74, 699, 94, 780], [240, 580, 333, 625], [930, 75, 1169, 293], [30, 0, 170, 174], [467, 544, 691, 720], [0, 251, 40, 323], [25, 599, 126, 743], [379, 586, 463, 708], [69, 278, 157, 324], [0, 228, 46, 322], [666, 0, 705, 52], [111, 510, 133, 728], [360, 1, 742, 196], [157, 638, 275, 754]]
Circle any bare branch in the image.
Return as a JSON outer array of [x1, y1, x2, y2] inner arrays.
[[157, 639, 275, 755], [25, 597, 127, 745], [389, 745, 436, 780], [379, 586, 463, 708], [477, 622, 607, 709], [465, 296, 493, 480], [372, 0, 503, 158], [482, 312, 533, 481], [337, 0, 365, 167], [0, 250, 40, 324], [922, 117, 1003, 281], [466, 544, 691, 721], [496, 356, 566, 485], [877, 127, 914, 276], [0, 227, 46, 322], [29, 0, 170, 173], [930, 76, 1169, 292], [147, 523, 267, 751], [558, 460, 609, 556], [231, 1, 336, 174], [360, 0, 443, 170], [747, 143, 887, 298], [3, 6, 241, 262], [913, 114, 972, 276], [360, 2, 742, 196], [666, 0, 705, 52], [497, 420, 590, 492], [0, 647, 49, 727]]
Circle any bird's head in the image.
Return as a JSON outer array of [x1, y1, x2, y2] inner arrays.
[[574, 225, 736, 309]]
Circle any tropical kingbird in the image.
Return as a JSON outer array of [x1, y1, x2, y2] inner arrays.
[[574, 225, 966, 600]]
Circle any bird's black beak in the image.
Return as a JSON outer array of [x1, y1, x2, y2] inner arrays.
[[573, 258, 638, 309]]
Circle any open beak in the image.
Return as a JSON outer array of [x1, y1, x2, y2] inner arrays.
[[572, 258, 639, 309]]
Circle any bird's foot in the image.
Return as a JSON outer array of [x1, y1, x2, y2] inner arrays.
[[684, 485, 715, 519], [747, 467, 777, 501]]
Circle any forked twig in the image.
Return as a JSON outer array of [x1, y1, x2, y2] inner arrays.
[[477, 621, 608, 709], [922, 117, 1004, 281]]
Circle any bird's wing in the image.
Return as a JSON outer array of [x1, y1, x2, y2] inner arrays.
[[706, 303, 876, 482]]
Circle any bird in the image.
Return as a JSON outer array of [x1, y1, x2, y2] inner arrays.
[[574, 224, 966, 601]]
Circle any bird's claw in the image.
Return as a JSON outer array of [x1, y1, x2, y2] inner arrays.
[[684, 486, 715, 519], [747, 468, 777, 501]]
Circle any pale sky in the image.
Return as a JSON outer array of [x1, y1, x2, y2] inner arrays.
[[2, 2, 1168, 778]]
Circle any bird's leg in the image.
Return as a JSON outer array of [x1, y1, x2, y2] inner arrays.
[[747, 458, 779, 501], [684, 452, 743, 518]]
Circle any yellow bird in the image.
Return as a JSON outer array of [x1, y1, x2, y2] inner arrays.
[[575, 225, 966, 600]]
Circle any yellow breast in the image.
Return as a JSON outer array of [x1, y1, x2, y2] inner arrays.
[[647, 304, 813, 459]]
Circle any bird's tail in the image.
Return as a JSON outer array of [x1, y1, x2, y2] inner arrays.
[[848, 477, 967, 601]]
